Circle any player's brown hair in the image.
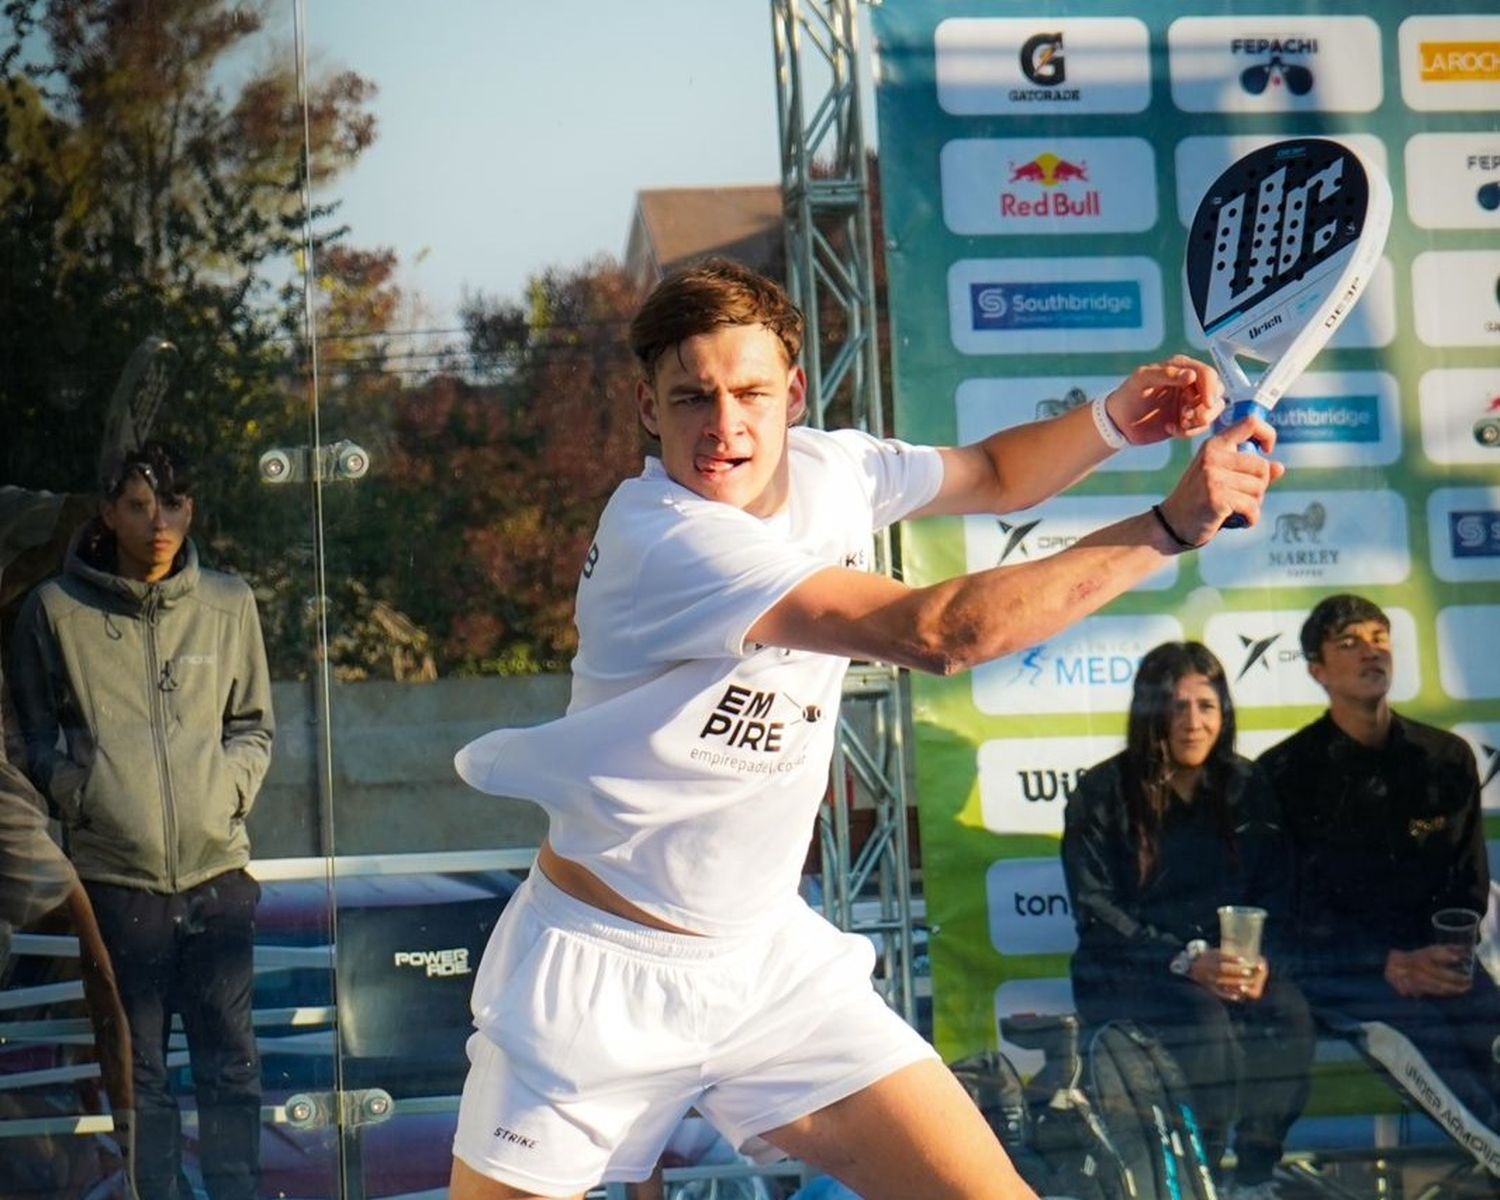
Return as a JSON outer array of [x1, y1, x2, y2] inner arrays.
[[629, 257, 804, 381]]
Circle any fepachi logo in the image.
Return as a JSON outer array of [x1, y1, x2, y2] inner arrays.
[[1450, 511, 1500, 557], [1272, 502, 1327, 543], [1236, 633, 1283, 680], [1021, 32, 1065, 85], [1236, 46, 1317, 96], [970, 281, 1141, 331], [1479, 181, 1500, 212]]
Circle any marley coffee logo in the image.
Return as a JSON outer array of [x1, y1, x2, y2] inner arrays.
[[1420, 42, 1500, 83]]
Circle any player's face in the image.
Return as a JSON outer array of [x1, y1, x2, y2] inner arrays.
[[637, 323, 807, 518], [102, 474, 192, 582], [1310, 619, 1392, 706], [1167, 673, 1223, 770]]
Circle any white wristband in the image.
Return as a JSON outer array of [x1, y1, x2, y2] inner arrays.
[[1091, 394, 1129, 450]]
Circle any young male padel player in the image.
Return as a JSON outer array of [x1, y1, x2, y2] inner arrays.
[[450, 258, 1284, 1200]]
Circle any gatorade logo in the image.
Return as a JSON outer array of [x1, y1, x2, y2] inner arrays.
[[1420, 42, 1500, 83], [1020, 32, 1065, 85]]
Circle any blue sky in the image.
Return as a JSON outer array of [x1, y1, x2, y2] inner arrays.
[[307, 1, 786, 323]]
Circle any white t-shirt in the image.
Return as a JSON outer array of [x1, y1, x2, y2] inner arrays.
[[454, 426, 943, 935]]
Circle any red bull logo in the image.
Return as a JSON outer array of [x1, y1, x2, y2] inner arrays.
[[1008, 152, 1090, 187], [1001, 152, 1100, 219]]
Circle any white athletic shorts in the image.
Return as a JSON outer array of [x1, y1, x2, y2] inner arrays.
[[451, 869, 936, 1196]]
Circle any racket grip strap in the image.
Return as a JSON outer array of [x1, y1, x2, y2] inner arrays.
[[1151, 503, 1201, 552]]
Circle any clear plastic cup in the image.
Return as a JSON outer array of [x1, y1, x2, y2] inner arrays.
[[1217, 904, 1267, 964], [1432, 907, 1482, 979]]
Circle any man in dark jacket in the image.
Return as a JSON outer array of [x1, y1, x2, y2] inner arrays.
[[12, 443, 275, 1200], [1257, 593, 1499, 1137]]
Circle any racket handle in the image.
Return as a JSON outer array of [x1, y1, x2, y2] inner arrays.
[[1221, 399, 1270, 530]]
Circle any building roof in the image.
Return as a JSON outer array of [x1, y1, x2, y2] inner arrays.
[[624, 185, 785, 290]]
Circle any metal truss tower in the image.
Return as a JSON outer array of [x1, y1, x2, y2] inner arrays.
[[771, 0, 919, 1025]]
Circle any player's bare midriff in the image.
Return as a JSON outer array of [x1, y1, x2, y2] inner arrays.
[[536, 840, 705, 935]]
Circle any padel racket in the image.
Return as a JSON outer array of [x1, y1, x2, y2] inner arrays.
[[97, 334, 179, 491], [1186, 138, 1390, 524]]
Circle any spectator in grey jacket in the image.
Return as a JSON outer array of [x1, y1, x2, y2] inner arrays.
[[12, 443, 274, 1200]]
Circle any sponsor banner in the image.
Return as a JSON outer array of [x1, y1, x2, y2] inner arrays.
[[1196, 489, 1410, 590], [1404, 133, 1500, 230], [1412, 251, 1500, 347], [955, 377, 1172, 474], [977, 735, 1123, 836], [1182, 258, 1397, 352], [996, 978, 1076, 1077], [1235, 727, 1298, 760], [1437, 606, 1500, 700], [987, 856, 1078, 956], [963, 497, 1179, 591], [1174, 134, 1390, 228], [941, 138, 1158, 236], [951, 257, 1164, 355], [1428, 487, 1500, 583], [1400, 16, 1500, 111], [935, 18, 1152, 116], [1257, 371, 1402, 468], [1452, 722, 1500, 813], [1167, 16, 1383, 114], [1202, 607, 1421, 709], [972, 613, 1184, 716], [1419, 368, 1500, 465]]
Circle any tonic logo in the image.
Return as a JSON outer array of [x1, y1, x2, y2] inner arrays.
[[1016, 768, 1088, 803], [970, 281, 1141, 331], [1419, 42, 1500, 83], [1009, 153, 1088, 187], [1021, 32, 1065, 85], [1269, 394, 1380, 444], [393, 948, 471, 977], [1450, 511, 1500, 557], [1236, 633, 1282, 679], [1203, 155, 1346, 330], [1013, 890, 1071, 917], [997, 518, 1041, 564], [1273, 501, 1326, 543]]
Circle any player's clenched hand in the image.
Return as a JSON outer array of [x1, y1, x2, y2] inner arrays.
[[1384, 946, 1474, 998], [1157, 415, 1284, 546], [1104, 354, 1226, 444]]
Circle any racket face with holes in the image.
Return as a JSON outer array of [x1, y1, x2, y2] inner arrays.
[[1186, 138, 1390, 410], [97, 335, 180, 490]]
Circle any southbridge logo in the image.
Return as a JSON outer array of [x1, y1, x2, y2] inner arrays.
[[1450, 511, 1500, 557], [1270, 394, 1380, 444], [970, 281, 1141, 331]]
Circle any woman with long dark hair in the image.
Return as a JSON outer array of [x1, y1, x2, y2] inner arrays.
[[1061, 642, 1314, 1200]]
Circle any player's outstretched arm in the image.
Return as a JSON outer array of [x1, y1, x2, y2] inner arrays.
[[915, 355, 1225, 518], [748, 415, 1281, 675]]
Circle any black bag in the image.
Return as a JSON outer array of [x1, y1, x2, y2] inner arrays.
[[1086, 1021, 1218, 1200]]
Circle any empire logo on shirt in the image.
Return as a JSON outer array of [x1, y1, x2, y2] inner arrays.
[[700, 684, 787, 752]]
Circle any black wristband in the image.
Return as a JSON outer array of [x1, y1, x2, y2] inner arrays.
[[1151, 503, 1199, 552]]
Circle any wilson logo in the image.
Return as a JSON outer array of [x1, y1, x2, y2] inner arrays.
[[1204, 156, 1346, 330]]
